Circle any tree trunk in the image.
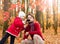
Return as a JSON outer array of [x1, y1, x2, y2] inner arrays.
[[35, 6, 44, 33], [46, 9, 49, 29], [3, 0, 10, 44], [3, 21, 9, 44], [53, 0, 58, 34]]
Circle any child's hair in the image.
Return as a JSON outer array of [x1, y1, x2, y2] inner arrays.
[[26, 13, 34, 19]]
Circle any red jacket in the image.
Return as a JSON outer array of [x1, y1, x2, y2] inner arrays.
[[6, 17, 24, 37], [24, 22, 44, 40]]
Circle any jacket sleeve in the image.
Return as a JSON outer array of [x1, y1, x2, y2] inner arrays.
[[29, 22, 44, 40], [14, 17, 22, 27], [14, 17, 24, 31]]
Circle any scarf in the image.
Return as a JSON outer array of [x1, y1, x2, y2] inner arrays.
[[29, 22, 34, 31]]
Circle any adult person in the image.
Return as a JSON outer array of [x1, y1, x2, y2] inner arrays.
[[21, 13, 44, 44]]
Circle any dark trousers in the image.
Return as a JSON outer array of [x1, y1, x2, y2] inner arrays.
[[0, 33, 15, 44]]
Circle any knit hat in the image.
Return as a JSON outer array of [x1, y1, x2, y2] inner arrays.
[[18, 11, 25, 18]]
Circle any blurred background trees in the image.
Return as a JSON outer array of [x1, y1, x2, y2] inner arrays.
[[0, 0, 60, 44]]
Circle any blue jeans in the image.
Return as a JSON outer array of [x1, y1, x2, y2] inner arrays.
[[0, 33, 15, 44]]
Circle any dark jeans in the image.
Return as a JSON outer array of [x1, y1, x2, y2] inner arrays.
[[0, 32, 15, 44]]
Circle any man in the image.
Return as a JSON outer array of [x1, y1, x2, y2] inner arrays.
[[21, 13, 44, 44], [0, 11, 26, 44]]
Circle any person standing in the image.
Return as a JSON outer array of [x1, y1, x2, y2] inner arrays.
[[0, 11, 26, 44]]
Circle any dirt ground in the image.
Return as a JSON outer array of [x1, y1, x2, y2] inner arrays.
[[43, 27, 60, 44]]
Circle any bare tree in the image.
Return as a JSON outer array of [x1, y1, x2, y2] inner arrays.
[[3, 0, 10, 44], [53, 0, 58, 34]]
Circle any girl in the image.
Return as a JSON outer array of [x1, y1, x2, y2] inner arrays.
[[0, 11, 26, 44]]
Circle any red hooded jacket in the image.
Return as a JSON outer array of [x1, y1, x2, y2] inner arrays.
[[6, 17, 24, 37]]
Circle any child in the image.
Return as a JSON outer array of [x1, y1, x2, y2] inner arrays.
[[0, 11, 26, 44]]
